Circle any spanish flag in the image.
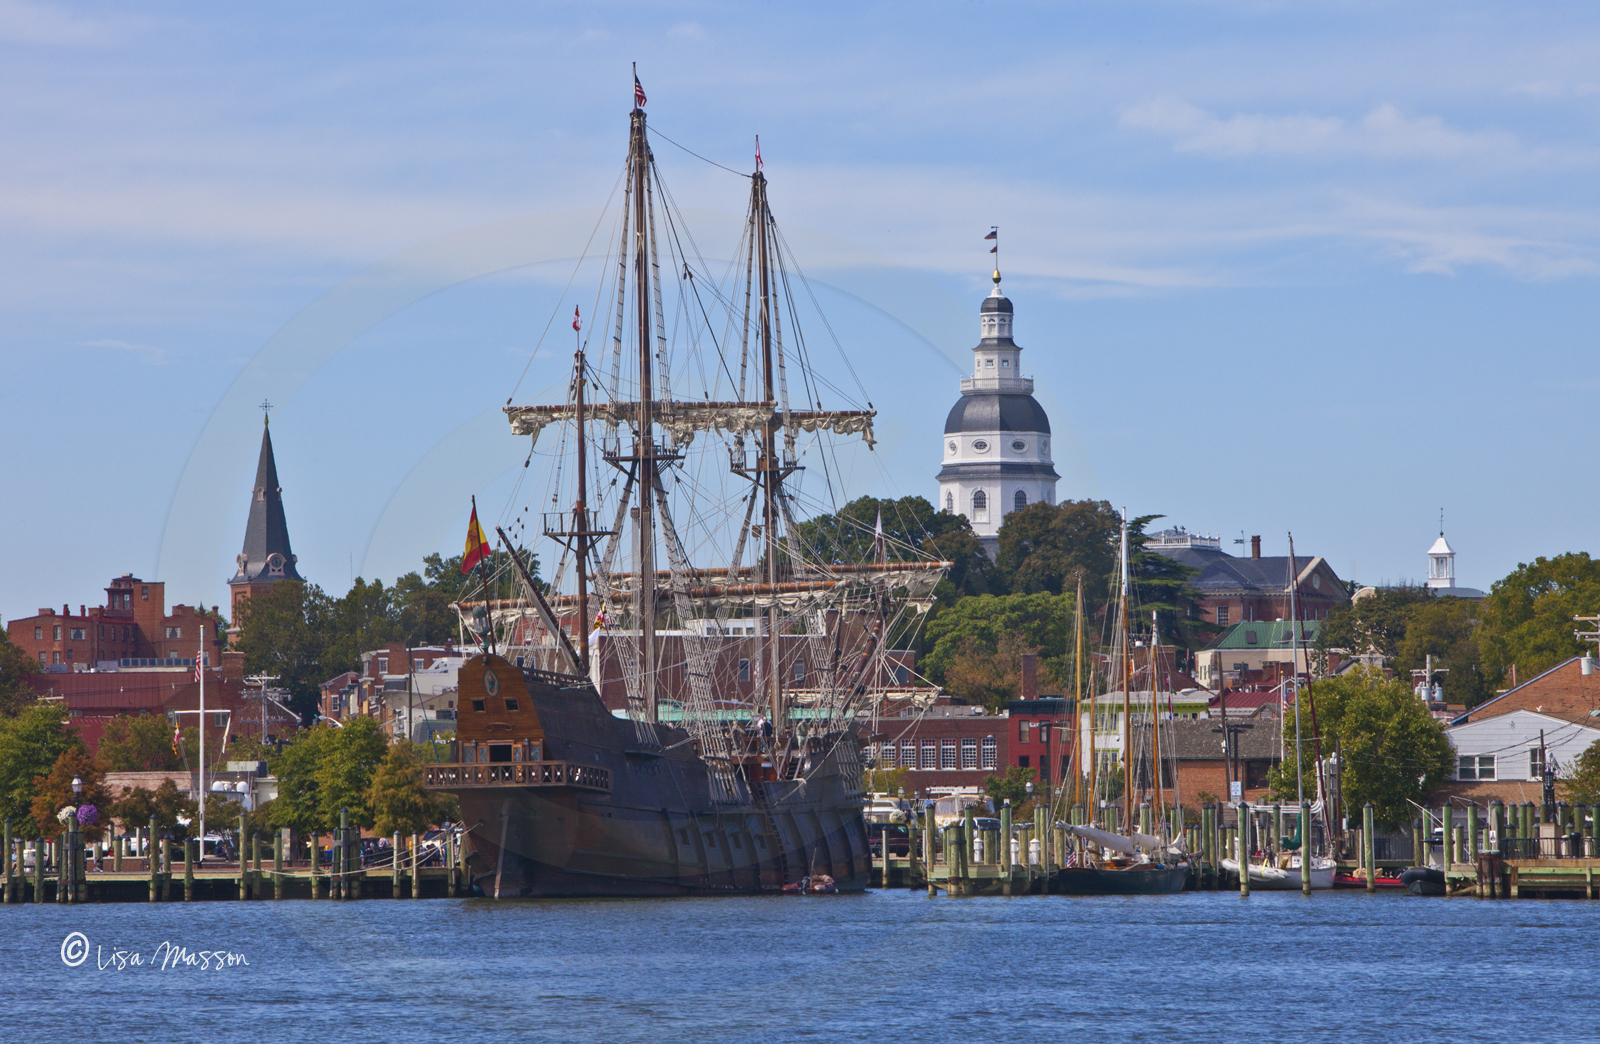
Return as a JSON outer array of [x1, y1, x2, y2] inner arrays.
[[462, 500, 491, 575]]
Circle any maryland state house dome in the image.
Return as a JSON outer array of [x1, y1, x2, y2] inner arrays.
[[936, 267, 1058, 557]]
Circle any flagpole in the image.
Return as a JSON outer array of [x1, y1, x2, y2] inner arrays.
[[197, 636, 206, 862]]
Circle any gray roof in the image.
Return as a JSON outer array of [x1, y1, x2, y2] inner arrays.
[[230, 420, 304, 587], [935, 462, 1060, 482], [1133, 718, 1282, 761], [980, 293, 1013, 314], [944, 393, 1051, 435], [1153, 547, 1344, 598]]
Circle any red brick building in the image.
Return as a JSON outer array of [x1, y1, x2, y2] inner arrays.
[[1151, 531, 1349, 631], [6, 575, 224, 672]]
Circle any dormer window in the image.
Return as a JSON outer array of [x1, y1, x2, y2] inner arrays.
[[1001, 359, 1009, 367], [985, 358, 994, 368]]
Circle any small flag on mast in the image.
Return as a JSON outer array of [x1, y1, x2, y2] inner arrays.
[[461, 501, 491, 575], [572, 306, 582, 332], [985, 228, 998, 253], [172, 725, 181, 756], [755, 136, 762, 171], [874, 507, 886, 564], [633, 65, 647, 108]]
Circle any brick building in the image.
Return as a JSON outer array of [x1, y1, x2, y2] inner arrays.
[[6, 574, 224, 672], [1151, 531, 1349, 630]]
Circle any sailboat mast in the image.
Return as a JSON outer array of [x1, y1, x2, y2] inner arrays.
[[1151, 608, 1165, 830], [574, 344, 591, 676], [1120, 512, 1132, 835], [629, 104, 658, 722], [1289, 534, 1304, 816], [1075, 575, 1085, 810], [753, 171, 784, 732]]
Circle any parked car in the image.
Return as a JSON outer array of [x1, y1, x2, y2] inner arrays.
[[868, 822, 912, 857]]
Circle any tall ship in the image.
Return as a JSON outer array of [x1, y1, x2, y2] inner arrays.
[[425, 80, 947, 897]]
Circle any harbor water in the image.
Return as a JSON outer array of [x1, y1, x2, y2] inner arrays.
[[4, 888, 1595, 1042]]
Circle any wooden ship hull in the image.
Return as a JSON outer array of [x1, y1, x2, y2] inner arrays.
[[427, 655, 872, 897]]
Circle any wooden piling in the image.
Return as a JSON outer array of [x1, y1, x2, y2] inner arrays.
[[1467, 805, 1480, 865], [1363, 803, 1376, 894], [2, 819, 9, 904], [411, 832, 422, 898], [1441, 805, 1453, 868], [273, 831, 283, 900], [147, 817, 159, 902], [1300, 800, 1312, 895], [392, 832, 401, 897], [183, 839, 193, 901], [1238, 803, 1250, 897], [999, 802, 1011, 897]]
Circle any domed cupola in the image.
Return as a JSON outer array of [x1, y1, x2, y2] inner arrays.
[[936, 256, 1058, 558]]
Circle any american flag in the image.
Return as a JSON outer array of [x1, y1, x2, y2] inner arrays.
[[194, 649, 203, 682], [634, 69, 647, 108]]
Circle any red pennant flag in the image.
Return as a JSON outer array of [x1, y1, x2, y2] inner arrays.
[[755, 136, 763, 171], [572, 306, 582, 332], [462, 503, 491, 574]]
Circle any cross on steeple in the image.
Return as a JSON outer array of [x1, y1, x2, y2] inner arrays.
[[260, 398, 274, 425]]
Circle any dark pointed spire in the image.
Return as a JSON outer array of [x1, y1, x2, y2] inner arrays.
[[230, 415, 303, 587]]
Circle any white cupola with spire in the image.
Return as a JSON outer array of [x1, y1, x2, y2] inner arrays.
[[1427, 532, 1456, 589], [936, 253, 1058, 559]]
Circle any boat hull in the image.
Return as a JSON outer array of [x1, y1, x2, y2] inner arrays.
[[1221, 857, 1336, 890], [1400, 867, 1447, 896], [434, 657, 872, 898], [1053, 863, 1191, 895]]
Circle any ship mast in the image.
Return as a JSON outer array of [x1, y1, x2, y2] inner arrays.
[[629, 102, 659, 722], [754, 169, 784, 733], [1120, 511, 1132, 836]]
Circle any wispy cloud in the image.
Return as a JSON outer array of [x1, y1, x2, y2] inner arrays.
[[1121, 98, 1527, 161], [79, 338, 167, 364], [0, 0, 113, 45]]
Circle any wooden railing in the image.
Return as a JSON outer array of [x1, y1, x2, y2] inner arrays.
[[425, 761, 611, 792]]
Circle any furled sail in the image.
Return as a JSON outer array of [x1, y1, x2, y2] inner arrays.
[[506, 401, 876, 448]]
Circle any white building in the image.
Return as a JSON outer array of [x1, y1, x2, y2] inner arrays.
[[1425, 528, 1486, 598], [1446, 709, 1600, 787], [936, 268, 1058, 557]]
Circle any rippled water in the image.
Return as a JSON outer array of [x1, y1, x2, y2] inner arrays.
[[3, 888, 1596, 1043]]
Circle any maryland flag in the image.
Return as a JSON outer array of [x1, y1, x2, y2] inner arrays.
[[172, 725, 181, 756], [462, 500, 491, 575]]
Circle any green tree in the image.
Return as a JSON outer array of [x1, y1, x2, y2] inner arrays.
[[1267, 668, 1454, 827], [1478, 553, 1600, 686], [97, 713, 183, 772], [29, 747, 111, 840], [1561, 740, 1600, 805], [233, 580, 333, 718], [0, 628, 39, 716], [994, 499, 1119, 603], [921, 591, 1077, 689], [983, 765, 1037, 812], [267, 727, 333, 834], [109, 778, 197, 840], [0, 705, 82, 828], [1395, 597, 1493, 708], [941, 634, 1065, 713], [367, 741, 455, 836], [1319, 586, 1432, 663]]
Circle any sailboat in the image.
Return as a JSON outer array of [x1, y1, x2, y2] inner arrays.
[[423, 83, 948, 897], [1055, 512, 1190, 895], [1218, 533, 1336, 890]]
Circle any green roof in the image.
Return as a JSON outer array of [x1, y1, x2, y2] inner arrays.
[[1205, 619, 1321, 651]]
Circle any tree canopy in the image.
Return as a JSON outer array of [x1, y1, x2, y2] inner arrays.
[[367, 741, 456, 836], [0, 706, 82, 830], [269, 718, 389, 833], [98, 713, 184, 773], [920, 591, 1077, 695], [29, 747, 110, 840], [1268, 668, 1454, 827], [0, 629, 38, 717], [1477, 553, 1600, 686]]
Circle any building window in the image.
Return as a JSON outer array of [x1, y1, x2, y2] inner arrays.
[[1018, 755, 1030, 769], [34, 626, 42, 640], [961, 737, 977, 769], [921, 740, 938, 770], [141, 586, 148, 600], [1018, 719, 1031, 743], [213, 712, 227, 728], [1013, 490, 1026, 512], [66, 649, 74, 661], [1530, 749, 1546, 780], [37, 652, 46, 664], [901, 741, 916, 768], [738, 659, 750, 682], [1216, 605, 1230, 627], [53, 625, 61, 641], [165, 626, 181, 640], [1011, 440, 1026, 452], [945, 492, 954, 513], [971, 489, 988, 523], [1458, 755, 1496, 781], [378, 656, 389, 674], [940, 739, 957, 770], [878, 743, 895, 769], [70, 628, 85, 641], [981, 736, 997, 769], [793, 659, 806, 684]]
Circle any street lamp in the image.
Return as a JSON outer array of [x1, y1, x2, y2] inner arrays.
[[1025, 780, 1034, 799], [71, 775, 83, 798]]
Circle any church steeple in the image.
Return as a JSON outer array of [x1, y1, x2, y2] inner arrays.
[[229, 415, 303, 617]]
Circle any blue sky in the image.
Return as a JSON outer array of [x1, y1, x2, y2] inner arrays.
[[3, 0, 1598, 619]]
